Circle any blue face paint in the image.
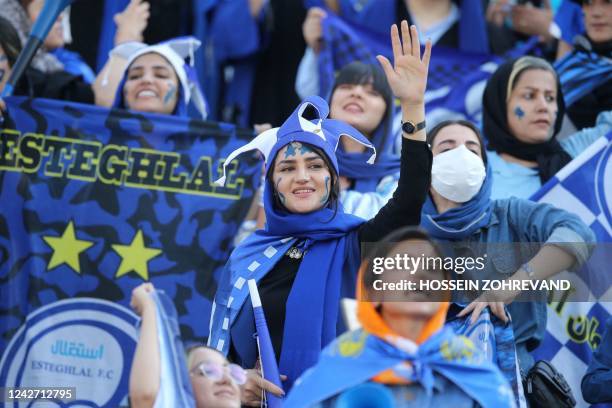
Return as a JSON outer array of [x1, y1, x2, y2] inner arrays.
[[275, 177, 286, 205], [299, 144, 314, 155], [514, 106, 525, 120], [320, 176, 330, 204], [0, 69, 5, 84], [284, 143, 298, 158], [163, 84, 176, 105]]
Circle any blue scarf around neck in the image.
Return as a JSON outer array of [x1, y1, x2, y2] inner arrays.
[[421, 163, 493, 240], [284, 327, 515, 408], [208, 183, 365, 391]]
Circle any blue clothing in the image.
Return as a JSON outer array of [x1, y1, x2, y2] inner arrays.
[[423, 198, 594, 370], [581, 317, 612, 404], [51, 48, 96, 84], [285, 328, 515, 408], [489, 111, 612, 200]]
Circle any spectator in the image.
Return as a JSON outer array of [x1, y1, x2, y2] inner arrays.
[[420, 119, 594, 374], [129, 283, 243, 408], [0, 15, 93, 103], [109, 37, 207, 118], [556, 0, 612, 129], [483, 56, 603, 200], [296, 0, 507, 99], [581, 316, 612, 404], [209, 22, 432, 404], [22, 0, 96, 84], [285, 227, 515, 407], [257, 61, 399, 227]]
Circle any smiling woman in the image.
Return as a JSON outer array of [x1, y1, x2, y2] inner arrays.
[[110, 37, 208, 119], [122, 53, 180, 115]]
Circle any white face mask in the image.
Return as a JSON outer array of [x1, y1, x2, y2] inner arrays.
[[431, 144, 486, 203]]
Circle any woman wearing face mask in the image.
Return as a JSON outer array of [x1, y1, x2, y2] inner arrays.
[[109, 37, 208, 119], [209, 22, 432, 406], [483, 56, 606, 201], [421, 119, 594, 374], [284, 227, 515, 408], [129, 283, 244, 408]]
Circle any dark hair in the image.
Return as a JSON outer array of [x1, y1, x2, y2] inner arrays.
[[266, 142, 340, 217], [0, 15, 22, 67], [331, 61, 394, 140], [426, 119, 488, 165], [361, 227, 450, 298]]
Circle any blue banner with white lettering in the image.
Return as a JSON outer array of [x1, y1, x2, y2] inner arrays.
[[0, 97, 261, 406], [531, 132, 612, 407]]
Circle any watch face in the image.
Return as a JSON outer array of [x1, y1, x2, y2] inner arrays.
[[402, 121, 416, 134]]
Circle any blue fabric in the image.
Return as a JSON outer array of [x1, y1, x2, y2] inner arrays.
[[581, 317, 612, 404], [554, 48, 612, 108], [150, 290, 195, 408], [284, 327, 515, 408], [448, 307, 524, 406], [554, 0, 585, 45], [421, 161, 493, 241], [337, 151, 400, 193], [96, 0, 130, 72], [209, 96, 370, 390], [51, 48, 96, 84]]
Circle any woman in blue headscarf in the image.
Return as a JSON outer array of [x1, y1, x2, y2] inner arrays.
[[109, 36, 207, 119], [209, 22, 432, 406], [420, 119, 594, 375]]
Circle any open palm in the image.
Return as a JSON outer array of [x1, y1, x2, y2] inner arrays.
[[377, 21, 431, 107]]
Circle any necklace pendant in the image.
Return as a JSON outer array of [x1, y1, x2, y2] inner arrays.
[[287, 247, 303, 259]]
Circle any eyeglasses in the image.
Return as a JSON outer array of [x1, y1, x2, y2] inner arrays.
[[191, 362, 247, 385]]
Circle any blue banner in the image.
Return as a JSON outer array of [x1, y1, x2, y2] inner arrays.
[[531, 132, 612, 407], [0, 97, 261, 405]]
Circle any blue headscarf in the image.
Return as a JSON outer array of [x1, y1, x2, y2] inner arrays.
[[209, 96, 377, 390], [421, 156, 493, 241], [110, 37, 208, 119], [330, 62, 401, 193]]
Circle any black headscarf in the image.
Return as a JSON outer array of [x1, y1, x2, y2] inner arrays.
[[482, 57, 572, 184]]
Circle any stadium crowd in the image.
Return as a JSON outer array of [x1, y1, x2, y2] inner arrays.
[[1, 0, 611, 407]]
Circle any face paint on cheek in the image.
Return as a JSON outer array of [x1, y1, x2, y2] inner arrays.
[[320, 176, 330, 204], [0, 69, 5, 83], [275, 177, 286, 205], [514, 106, 525, 120], [163, 84, 176, 105]]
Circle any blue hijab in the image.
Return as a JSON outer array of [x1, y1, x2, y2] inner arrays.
[[110, 37, 208, 119], [421, 159, 493, 241], [209, 96, 376, 390]]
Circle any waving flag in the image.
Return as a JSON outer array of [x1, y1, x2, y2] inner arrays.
[[531, 132, 612, 407], [0, 97, 260, 406]]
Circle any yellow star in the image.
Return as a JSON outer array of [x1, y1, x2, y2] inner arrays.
[[43, 221, 94, 274], [112, 230, 161, 280]]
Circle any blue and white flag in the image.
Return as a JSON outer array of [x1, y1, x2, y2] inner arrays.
[[531, 132, 612, 407]]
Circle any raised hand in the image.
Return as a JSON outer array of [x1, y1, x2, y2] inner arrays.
[[130, 282, 155, 316], [376, 21, 431, 107], [114, 0, 150, 45]]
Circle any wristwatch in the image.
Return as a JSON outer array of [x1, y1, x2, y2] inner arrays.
[[401, 120, 426, 134]]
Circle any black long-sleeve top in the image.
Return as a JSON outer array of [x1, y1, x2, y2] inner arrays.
[[231, 138, 432, 364]]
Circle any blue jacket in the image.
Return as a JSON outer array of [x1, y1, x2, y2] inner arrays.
[[581, 317, 612, 404], [464, 198, 594, 352]]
